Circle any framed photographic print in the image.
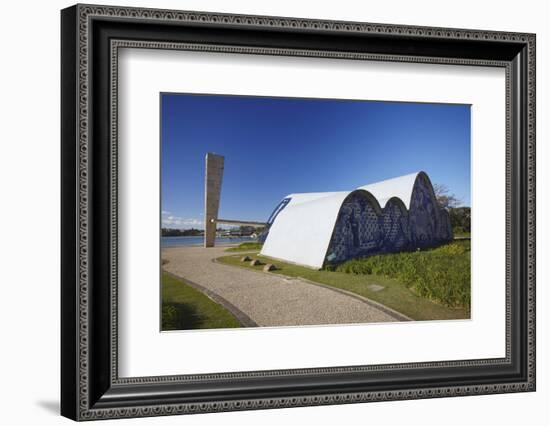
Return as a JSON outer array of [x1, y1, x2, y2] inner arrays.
[[61, 4, 536, 421]]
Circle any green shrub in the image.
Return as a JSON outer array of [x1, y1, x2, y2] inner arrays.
[[434, 242, 467, 256], [335, 241, 471, 311]]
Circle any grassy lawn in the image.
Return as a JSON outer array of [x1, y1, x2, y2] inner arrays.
[[334, 241, 470, 311], [217, 246, 470, 321], [161, 271, 242, 331], [225, 242, 264, 252]]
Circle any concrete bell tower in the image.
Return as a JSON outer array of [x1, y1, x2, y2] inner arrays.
[[204, 153, 224, 247]]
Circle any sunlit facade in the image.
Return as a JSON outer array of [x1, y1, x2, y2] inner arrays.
[[260, 172, 453, 269]]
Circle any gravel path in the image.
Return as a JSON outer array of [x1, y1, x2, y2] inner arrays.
[[162, 246, 405, 327]]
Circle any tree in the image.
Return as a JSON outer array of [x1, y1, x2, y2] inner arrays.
[[433, 184, 470, 234], [433, 183, 461, 209], [449, 207, 471, 234]]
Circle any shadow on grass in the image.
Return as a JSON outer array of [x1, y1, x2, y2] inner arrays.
[[162, 302, 203, 331]]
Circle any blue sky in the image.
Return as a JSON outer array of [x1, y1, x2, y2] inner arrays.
[[161, 93, 470, 229]]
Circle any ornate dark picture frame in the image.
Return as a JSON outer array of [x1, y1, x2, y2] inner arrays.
[[61, 4, 536, 421]]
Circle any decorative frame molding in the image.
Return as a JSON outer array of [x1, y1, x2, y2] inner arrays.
[[61, 4, 535, 421]]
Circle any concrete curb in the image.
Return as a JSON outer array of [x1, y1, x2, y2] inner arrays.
[[212, 257, 411, 322], [163, 270, 258, 328], [295, 277, 412, 322]]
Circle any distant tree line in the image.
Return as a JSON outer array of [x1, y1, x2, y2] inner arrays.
[[449, 207, 471, 234], [434, 183, 470, 235], [161, 228, 203, 237]]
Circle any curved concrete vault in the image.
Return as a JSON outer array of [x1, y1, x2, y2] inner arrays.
[[260, 172, 453, 269]]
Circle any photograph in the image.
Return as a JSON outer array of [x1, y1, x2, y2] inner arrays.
[[160, 93, 472, 331], [58, 3, 536, 420]]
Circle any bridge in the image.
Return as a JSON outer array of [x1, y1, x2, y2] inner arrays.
[[211, 218, 267, 227]]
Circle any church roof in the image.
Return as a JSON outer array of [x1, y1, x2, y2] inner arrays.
[[260, 171, 433, 269]]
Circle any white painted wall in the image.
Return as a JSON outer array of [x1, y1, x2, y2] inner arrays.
[[0, 1, 547, 425]]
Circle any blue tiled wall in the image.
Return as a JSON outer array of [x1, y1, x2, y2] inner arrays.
[[325, 176, 453, 265]]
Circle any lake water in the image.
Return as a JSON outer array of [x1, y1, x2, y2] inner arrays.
[[161, 236, 257, 247]]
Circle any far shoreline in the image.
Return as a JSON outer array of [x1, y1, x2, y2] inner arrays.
[[161, 242, 241, 249]]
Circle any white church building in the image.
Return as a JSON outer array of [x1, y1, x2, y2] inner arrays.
[[259, 171, 453, 269]]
